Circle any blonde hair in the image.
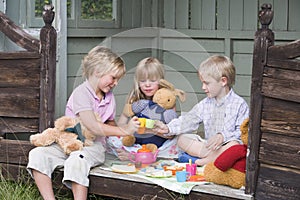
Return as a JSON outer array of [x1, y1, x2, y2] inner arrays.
[[127, 57, 165, 103], [82, 46, 125, 80], [198, 55, 235, 88]]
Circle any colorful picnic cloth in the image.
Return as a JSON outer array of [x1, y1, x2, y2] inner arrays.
[[98, 157, 209, 194], [131, 172, 209, 194]]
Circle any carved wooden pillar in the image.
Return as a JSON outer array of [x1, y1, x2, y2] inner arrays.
[[39, 5, 57, 132], [246, 3, 274, 195]]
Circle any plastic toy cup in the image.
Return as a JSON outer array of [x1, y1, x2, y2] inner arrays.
[[145, 119, 155, 128], [137, 127, 146, 134], [137, 118, 146, 134], [186, 163, 197, 175], [176, 171, 191, 182], [138, 118, 146, 127]]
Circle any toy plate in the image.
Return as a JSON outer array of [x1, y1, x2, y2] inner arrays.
[[163, 165, 184, 175], [145, 170, 173, 178], [111, 164, 137, 174]]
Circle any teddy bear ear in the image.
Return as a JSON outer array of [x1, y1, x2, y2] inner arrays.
[[240, 118, 249, 144], [174, 89, 186, 102], [159, 79, 174, 90]]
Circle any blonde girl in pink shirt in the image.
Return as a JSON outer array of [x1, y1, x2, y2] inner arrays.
[[27, 46, 139, 200]]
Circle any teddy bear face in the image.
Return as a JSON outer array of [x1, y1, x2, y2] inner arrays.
[[152, 88, 176, 110]]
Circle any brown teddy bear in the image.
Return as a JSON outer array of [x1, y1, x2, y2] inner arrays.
[[30, 115, 98, 155], [121, 79, 186, 147], [203, 118, 249, 189]]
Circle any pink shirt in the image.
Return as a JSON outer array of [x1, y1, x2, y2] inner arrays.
[[65, 80, 116, 143]]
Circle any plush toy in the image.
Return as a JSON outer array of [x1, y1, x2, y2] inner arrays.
[[30, 115, 98, 155], [203, 118, 249, 189], [121, 79, 186, 147]]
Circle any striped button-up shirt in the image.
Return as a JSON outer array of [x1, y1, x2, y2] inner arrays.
[[167, 89, 249, 143]]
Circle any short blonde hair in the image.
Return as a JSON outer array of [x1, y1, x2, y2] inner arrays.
[[128, 57, 165, 103], [82, 46, 125, 80], [198, 55, 235, 88]]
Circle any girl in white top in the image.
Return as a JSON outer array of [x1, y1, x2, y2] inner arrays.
[[107, 57, 180, 160]]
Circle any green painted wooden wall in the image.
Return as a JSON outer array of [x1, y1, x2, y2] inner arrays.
[[65, 0, 300, 119]]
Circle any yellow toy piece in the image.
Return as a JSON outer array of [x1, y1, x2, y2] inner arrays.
[[138, 118, 146, 127]]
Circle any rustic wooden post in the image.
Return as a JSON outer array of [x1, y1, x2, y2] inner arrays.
[[246, 3, 274, 195], [39, 5, 57, 132]]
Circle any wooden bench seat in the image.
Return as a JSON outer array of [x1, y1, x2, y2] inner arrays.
[[0, 138, 252, 200]]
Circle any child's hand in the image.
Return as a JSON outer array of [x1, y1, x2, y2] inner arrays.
[[119, 116, 139, 136], [156, 132, 174, 139], [206, 133, 224, 150], [116, 148, 130, 161], [152, 120, 169, 134]]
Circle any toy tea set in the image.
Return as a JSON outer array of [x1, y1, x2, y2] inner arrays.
[[136, 118, 155, 134], [138, 156, 204, 182], [129, 144, 159, 165], [117, 118, 205, 182], [128, 118, 159, 165], [117, 141, 205, 182]]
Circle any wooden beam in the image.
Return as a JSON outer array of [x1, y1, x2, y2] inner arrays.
[[0, 11, 39, 51], [268, 39, 300, 59]]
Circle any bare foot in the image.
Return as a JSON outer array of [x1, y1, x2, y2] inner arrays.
[[195, 158, 209, 166], [195, 153, 219, 166], [116, 148, 130, 161]]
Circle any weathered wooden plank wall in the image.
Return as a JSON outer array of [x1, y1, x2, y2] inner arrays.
[[248, 3, 300, 198], [254, 40, 300, 199], [0, 7, 56, 139], [0, 53, 41, 135]]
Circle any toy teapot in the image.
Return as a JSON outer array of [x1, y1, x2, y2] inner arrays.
[[129, 144, 159, 164]]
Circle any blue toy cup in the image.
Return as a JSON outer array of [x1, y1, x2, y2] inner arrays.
[[176, 171, 191, 182]]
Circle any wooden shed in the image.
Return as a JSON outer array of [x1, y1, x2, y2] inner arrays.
[[0, 2, 299, 200]]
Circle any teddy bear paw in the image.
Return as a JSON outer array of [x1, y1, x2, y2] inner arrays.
[[30, 132, 55, 147], [64, 141, 83, 154], [84, 139, 94, 146], [30, 134, 43, 146]]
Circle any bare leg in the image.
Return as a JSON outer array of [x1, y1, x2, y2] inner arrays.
[[195, 141, 239, 166], [32, 169, 55, 200], [177, 134, 210, 158], [72, 182, 88, 200]]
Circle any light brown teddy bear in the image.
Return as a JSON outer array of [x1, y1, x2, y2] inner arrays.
[[30, 115, 98, 154], [203, 118, 249, 189], [122, 79, 186, 147]]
